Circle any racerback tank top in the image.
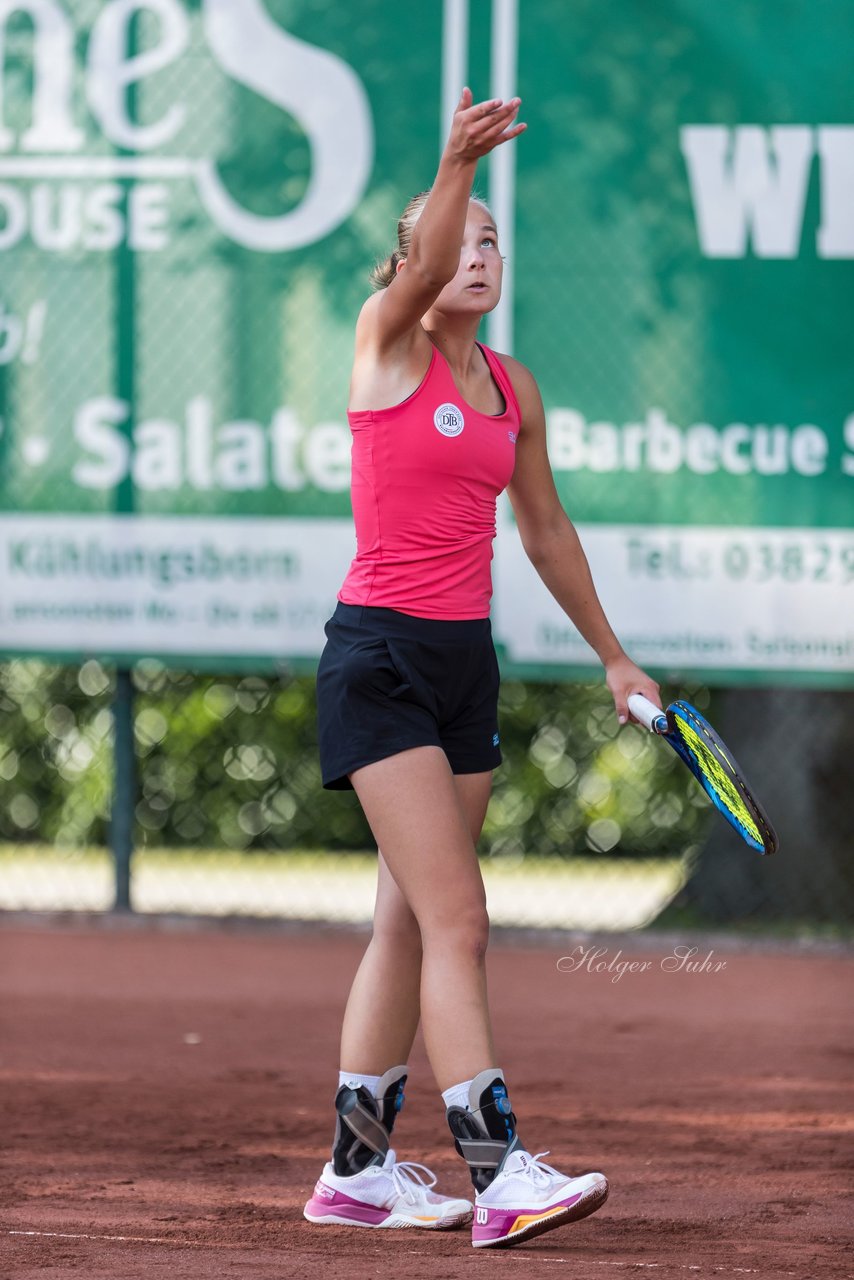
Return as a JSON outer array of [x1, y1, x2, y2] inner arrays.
[[338, 341, 520, 620]]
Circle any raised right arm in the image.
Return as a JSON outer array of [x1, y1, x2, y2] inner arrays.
[[359, 88, 525, 354]]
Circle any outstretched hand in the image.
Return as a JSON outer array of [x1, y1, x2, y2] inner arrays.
[[445, 86, 526, 164], [604, 655, 662, 727]]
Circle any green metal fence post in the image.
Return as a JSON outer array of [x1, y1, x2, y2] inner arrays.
[[109, 12, 139, 913], [111, 669, 135, 911]]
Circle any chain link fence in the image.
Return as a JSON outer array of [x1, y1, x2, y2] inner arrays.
[[0, 657, 707, 929], [1, 658, 851, 931]]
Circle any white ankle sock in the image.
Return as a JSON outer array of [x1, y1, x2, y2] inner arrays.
[[338, 1070, 382, 1095], [442, 1079, 473, 1111]]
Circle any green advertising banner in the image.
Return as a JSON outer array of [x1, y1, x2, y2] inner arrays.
[[0, 0, 851, 683]]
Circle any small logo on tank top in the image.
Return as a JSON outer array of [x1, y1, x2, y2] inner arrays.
[[433, 403, 465, 436]]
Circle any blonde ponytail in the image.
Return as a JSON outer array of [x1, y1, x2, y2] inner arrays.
[[369, 190, 431, 289]]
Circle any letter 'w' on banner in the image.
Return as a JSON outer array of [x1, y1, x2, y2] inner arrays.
[[679, 125, 854, 259]]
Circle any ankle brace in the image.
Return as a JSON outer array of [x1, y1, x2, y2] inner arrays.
[[446, 1067, 525, 1193], [332, 1064, 407, 1176]]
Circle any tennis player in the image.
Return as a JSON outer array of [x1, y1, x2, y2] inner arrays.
[[303, 88, 661, 1249]]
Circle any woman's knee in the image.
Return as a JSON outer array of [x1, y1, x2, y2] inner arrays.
[[422, 900, 490, 960]]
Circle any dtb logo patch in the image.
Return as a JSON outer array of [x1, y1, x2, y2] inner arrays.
[[434, 403, 464, 436]]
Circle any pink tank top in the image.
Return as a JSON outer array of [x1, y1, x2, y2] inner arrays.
[[339, 342, 520, 620]]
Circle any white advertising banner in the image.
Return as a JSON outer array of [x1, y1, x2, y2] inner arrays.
[[4, 514, 849, 678], [0, 516, 353, 661], [493, 524, 854, 678]]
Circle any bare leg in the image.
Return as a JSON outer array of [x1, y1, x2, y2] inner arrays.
[[339, 852, 422, 1071], [339, 763, 493, 1076], [347, 746, 496, 1090]]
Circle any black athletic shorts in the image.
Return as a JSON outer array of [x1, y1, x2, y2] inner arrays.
[[316, 602, 502, 790]]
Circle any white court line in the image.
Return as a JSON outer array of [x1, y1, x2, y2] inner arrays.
[[6, 1229, 239, 1249], [406, 1253, 797, 1277], [8, 1231, 799, 1274], [576, 1264, 786, 1276]]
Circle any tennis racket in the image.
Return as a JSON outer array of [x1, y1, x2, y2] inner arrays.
[[627, 694, 778, 856]]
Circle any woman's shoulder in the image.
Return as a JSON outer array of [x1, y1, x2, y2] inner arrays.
[[484, 348, 534, 382], [349, 306, 434, 412], [354, 291, 382, 339], [483, 349, 542, 409]]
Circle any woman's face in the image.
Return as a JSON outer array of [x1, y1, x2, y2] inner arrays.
[[432, 202, 503, 316]]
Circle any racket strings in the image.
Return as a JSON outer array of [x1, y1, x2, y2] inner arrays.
[[673, 717, 763, 848]]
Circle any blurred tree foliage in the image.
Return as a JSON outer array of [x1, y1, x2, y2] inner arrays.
[[0, 660, 710, 858]]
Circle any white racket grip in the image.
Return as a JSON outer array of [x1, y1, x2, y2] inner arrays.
[[627, 693, 668, 734]]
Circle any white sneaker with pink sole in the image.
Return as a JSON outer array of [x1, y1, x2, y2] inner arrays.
[[472, 1149, 608, 1248], [304, 1148, 473, 1230]]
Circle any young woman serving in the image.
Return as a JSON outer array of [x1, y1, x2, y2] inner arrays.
[[304, 89, 661, 1250]]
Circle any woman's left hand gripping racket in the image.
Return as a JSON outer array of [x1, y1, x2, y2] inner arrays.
[[627, 695, 779, 856]]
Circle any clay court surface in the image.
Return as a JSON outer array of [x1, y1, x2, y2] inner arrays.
[[1, 920, 851, 1280]]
